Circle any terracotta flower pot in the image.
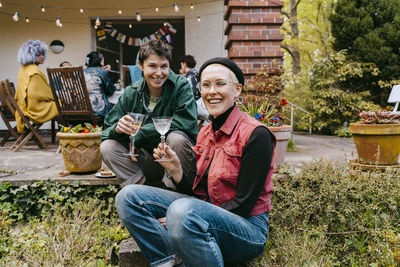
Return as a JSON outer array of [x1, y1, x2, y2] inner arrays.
[[56, 132, 102, 173], [269, 125, 292, 170], [349, 123, 400, 165]]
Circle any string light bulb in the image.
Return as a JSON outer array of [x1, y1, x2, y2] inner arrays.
[[94, 25, 98, 29], [41, 6, 45, 12], [59, 23, 62, 27], [95, 16, 101, 26], [0, 1, 2, 8], [136, 12, 142, 22], [190, 4, 194, 9], [118, 10, 122, 15], [25, 17, 29, 23], [129, 24, 132, 28], [174, 3, 179, 12], [56, 17, 61, 27], [80, 8, 83, 13], [155, 7, 159, 12], [197, 16, 200, 22], [13, 12, 19, 21]]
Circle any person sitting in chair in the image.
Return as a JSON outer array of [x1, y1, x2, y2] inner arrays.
[[15, 40, 59, 134], [84, 51, 116, 117]]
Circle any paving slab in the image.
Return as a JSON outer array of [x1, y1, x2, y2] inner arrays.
[[0, 132, 357, 186]]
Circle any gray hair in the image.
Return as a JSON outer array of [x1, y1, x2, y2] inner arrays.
[[17, 40, 48, 65]]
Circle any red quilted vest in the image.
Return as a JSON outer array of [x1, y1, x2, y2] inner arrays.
[[192, 106, 275, 216]]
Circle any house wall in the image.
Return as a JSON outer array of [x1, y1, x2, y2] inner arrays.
[[0, 0, 225, 130]]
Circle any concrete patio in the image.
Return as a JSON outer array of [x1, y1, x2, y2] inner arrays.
[[0, 131, 357, 186]]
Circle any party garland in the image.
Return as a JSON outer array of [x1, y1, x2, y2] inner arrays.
[[96, 22, 177, 46]]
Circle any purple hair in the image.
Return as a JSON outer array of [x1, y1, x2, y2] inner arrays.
[[17, 40, 48, 65]]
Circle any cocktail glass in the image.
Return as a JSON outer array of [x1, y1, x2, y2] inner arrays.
[[152, 116, 173, 162]]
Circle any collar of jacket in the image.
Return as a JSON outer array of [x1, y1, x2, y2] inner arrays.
[[206, 105, 242, 137]]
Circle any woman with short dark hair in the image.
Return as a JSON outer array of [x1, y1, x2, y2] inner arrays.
[[15, 40, 58, 133]]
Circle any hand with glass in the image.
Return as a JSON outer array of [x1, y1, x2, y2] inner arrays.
[[123, 112, 145, 159], [152, 116, 173, 162]]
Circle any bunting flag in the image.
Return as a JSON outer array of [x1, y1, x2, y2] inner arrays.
[[104, 24, 113, 32], [110, 29, 118, 37], [165, 34, 172, 43], [105, 22, 176, 46], [116, 33, 122, 41]]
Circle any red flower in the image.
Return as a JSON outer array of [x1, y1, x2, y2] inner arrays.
[[280, 99, 287, 106]]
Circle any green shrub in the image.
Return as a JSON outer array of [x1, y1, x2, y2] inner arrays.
[[269, 161, 400, 265], [300, 51, 381, 134], [0, 181, 119, 221]]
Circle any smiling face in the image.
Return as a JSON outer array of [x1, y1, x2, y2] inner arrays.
[[200, 64, 242, 118], [139, 54, 170, 94]]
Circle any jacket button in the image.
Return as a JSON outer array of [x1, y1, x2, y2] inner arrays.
[[205, 155, 209, 160]]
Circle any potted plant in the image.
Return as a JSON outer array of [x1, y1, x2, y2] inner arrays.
[[349, 110, 400, 165], [57, 123, 102, 173], [238, 97, 291, 170], [239, 63, 292, 170]]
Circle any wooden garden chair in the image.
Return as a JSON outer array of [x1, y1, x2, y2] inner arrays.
[[0, 81, 19, 146], [47, 66, 104, 142], [0, 79, 49, 152], [122, 65, 132, 88]]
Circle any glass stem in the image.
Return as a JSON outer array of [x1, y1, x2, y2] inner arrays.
[[160, 135, 166, 156], [131, 133, 136, 154]]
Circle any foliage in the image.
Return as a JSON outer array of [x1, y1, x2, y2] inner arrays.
[[60, 123, 102, 133], [357, 110, 400, 124], [0, 181, 128, 265], [300, 50, 381, 134], [237, 98, 286, 127], [334, 125, 352, 138], [286, 136, 298, 152], [268, 161, 400, 265], [281, 0, 336, 111], [241, 63, 288, 127], [330, 0, 400, 105], [1, 200, 128, 266], [0, 181, 119, 221]]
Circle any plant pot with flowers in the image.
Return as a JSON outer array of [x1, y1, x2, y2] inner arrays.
[[349, 110, 400, 167], [239, 62, 291, 170], [56, 123, 103, 173]]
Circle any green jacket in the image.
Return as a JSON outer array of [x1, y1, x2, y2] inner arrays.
[[101, 71, 198, 151]]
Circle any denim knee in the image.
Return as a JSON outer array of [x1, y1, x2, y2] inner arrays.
[[115, 184, 140, 220], [166, 198, 206, 240]]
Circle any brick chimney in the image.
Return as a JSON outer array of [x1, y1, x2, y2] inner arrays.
[[224, 0, 284, 81]]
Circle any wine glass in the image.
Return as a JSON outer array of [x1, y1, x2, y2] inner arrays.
[[125, 112, 145, 157], [152, 116, 173, 162]]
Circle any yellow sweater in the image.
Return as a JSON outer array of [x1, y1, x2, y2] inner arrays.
[[15, 64, 58, 133]]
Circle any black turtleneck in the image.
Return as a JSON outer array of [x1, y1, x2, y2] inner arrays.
[[177, 104, 274, 218]]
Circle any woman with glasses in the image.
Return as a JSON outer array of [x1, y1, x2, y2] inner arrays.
[[116, 57, 276, 267], [15, 40, 59, 134], [84, 51, 115, 117]]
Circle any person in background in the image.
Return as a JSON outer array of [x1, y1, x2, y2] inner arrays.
[[15, 40, 59, 133], [179, 54, 210, 124], [178, 55, 200, 100], [101, 40, 198, 187], [115, 57, 275, 267], [84, 51, 115, 117], [59, 61, 72, 67]]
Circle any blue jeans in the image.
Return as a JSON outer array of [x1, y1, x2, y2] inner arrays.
[[116, 185, 269, 267]]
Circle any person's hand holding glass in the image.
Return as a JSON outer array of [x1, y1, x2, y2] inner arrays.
[[121, 112, 145, 161], [152, 116, 173, 162]]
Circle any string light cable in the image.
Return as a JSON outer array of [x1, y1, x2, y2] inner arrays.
[[0, 0, 224, 25]]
